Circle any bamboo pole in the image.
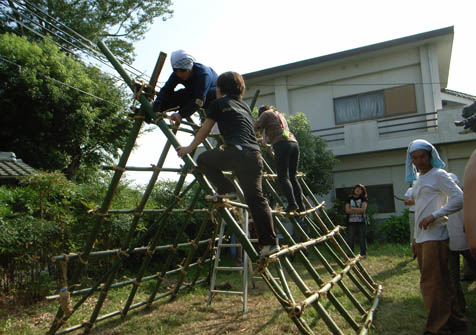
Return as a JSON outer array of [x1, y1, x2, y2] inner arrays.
[[145, 186, 203, 307], [281, 257, 346, 335], [118, 173, 192, 318]]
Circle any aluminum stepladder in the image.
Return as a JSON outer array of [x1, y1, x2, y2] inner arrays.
[[207, 206, 254, 312]]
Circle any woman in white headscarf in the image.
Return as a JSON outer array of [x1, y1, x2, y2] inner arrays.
[[153, 50, 218, 124], [406, 139, 466, 335]]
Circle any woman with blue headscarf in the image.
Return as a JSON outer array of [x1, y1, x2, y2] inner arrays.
[[406, 139, 466, 335]]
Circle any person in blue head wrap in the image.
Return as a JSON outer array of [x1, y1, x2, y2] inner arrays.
[[406, 139, 466, 335]]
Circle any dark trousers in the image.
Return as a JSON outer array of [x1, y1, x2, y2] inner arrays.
[[448, 251, 466, 313], [197, 147, 277, 246], [273, 141, 304, 210], [346, 222, 367, 256]]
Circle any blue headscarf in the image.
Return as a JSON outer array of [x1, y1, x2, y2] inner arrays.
[[405, 139, 446, 184]]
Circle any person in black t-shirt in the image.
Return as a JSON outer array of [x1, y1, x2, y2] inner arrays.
[[345, 184, 368, 257], [177, 71, 278, 256]]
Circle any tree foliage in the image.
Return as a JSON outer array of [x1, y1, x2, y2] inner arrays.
[[0, 33, 133, 180], [0, 0, 173, 61], [287, 112, 338, 195]]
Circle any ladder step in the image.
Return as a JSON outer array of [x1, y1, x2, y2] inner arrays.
[[216, 266, 243, 271], [211, 289, 244, 295]]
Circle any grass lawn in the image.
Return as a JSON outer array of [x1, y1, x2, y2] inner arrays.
[[0, 243, 475, 334]]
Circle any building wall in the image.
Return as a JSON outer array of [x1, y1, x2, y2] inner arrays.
[[242, 33, 474, 217], [320, 140, 476, 218]]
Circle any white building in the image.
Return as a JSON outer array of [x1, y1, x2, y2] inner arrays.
[[243, 26, 476, 218]]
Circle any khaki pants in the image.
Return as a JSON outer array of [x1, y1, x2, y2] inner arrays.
[[416, 240, 466, 333]]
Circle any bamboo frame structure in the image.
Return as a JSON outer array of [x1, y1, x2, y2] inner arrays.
[[47, 44, 382, 335]]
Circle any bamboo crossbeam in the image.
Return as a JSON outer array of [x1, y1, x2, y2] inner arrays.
[[119, 174, 193, 317], [145, 186, 204, 307], [301, 181, 376, 288], [298, 197, 375, 300], [102, 165, 183, 173], [281, 257, 346, 335], [46, 258, 210, 300], [294, 255, 361, 316], [170, 202, 216, 299], [269, 226, 341, 259], [264, 180, 365, 326], [54, 278, 207, 335], [263, 172, 306, 178], [52, 238, 214, 262], [359, 284, 383, 335], [106, 208, 208, 214]]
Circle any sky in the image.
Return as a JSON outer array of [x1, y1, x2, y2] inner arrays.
[[123, 0, 476, 185]]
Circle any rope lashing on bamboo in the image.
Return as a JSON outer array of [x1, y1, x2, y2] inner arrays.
[[81, 320, 93, 331], [169, 246, 178, 254], [191, 240, 199, 250], [88, 208, 108, 217], [260, 269, 314, 335], [78, 253, 88, 265], [124, 275, 140, 287], [152, 113, 166, 124], [209, 199, 243, 226], [132, 79, 148, 101], [116, 249, 130, 258], [133, 211, 142, 217], [145, 248, 155, 258], [53, 316, 66, 328], [111, 165, 126, 172], [177, 264, 187, 276]]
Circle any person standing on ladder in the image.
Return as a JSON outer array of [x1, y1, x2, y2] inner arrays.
[[176, 71, 279, 257], [254, 106, 305, 214], [152, 50, 218, 124]]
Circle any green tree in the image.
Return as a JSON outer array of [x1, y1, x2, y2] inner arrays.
[[0, 0, 173, 62], [287, 112, 338, 195], [0, 33, 133, 180]]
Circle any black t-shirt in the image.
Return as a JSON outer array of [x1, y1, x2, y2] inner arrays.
[[206, 96, 260, 151], [346, 196, 366, 223]]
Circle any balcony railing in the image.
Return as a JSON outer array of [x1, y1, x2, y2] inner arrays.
[[377, 112, 438, 136], [311, 125, 345, 142]]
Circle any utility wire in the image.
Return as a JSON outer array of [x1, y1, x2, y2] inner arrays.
[[10, 0, 151, 82], [1, 0, 150, 83], [0, 54, 128, 109]]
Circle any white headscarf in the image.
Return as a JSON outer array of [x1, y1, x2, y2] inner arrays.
[[170, 50, 195, 70], [405, 139, 446, 183]]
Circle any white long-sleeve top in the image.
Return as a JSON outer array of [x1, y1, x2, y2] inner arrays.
[[411, 168, 463, 243]]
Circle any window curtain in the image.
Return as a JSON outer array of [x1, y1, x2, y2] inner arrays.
[[335, 96, 359, 123], [359, 92, 384, 119]]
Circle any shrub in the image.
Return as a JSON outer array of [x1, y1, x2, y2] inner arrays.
[[378, 209, 410, 244]]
